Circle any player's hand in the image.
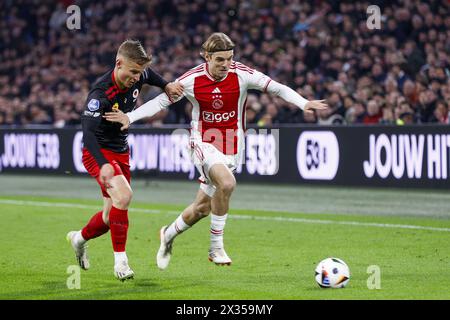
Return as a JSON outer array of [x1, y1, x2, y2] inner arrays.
[[304, 100, 328, 114], [165, 81, 184, 101], [104, 109, 130, 131], [100, 163, 114, 189]]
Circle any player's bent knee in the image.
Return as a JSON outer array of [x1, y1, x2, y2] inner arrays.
[[113, 190, 133, 209], [218, 178, 236, 194], [108, 176, 133, 209]]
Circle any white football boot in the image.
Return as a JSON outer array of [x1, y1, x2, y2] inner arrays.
[[114, 260, 135, 282], [208, 248, 232, 266], [66, 231, 90, 270], [156, 226, 173, 270]]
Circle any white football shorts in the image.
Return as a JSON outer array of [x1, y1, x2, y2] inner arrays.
[[189, 140, 241, 197]]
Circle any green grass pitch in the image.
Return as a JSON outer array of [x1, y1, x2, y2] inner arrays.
[[0, 186, 449, 299]]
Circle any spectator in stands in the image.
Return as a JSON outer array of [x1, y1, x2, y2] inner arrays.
[[430, 100, 449, 124], [0, 0, 449, 126], [379, 107, 396, 125], [363, 100, 383, 124]]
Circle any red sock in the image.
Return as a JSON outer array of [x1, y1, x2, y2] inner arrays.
[[109, 206, 129, 252], [81, 211, 110, 240]]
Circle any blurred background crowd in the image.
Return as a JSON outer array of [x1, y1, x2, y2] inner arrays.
[[0, 0, 449, 127]]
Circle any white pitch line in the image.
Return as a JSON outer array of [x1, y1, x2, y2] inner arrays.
[[1, 199, 450, 233], [0, 199, 174, 214]]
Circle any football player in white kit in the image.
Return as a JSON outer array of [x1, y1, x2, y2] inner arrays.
[[105, 33, 327, 268]]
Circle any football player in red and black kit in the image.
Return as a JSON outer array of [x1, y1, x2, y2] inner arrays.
[[66, 39, 183, 281]]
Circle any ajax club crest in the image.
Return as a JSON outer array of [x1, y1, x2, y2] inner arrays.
[[212, 87, 223, 109]]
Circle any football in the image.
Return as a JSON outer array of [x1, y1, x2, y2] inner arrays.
[[315, 257, 350, 288]]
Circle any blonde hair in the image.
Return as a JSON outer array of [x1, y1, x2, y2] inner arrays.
[[201, 33, 235, 57], [117, 39, 152, 66]]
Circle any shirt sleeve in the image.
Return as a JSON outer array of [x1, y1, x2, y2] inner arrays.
[[127, 92, 171, 124], [266, 80, 309, 110], [127, 75, 191, 124], [142, 68, 169, 90], [245, 67, 308, 110], [81, 90, 110, 167], [246, 69, 273, 92]]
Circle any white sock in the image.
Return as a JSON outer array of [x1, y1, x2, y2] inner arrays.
[[164, 214, 190, 243], [74, 230, 86, 246], [210, 213, 227, 249], [114, 251, 128, 266]]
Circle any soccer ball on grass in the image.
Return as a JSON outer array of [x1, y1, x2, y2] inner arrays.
[[315, 257, 350, 288]]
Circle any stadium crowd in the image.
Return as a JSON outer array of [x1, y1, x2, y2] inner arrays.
[[0, 0, 449, 127]]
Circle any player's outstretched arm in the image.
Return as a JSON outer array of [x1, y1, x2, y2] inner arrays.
[[104, 92, 172, 130], [267, 80, 328, 112]]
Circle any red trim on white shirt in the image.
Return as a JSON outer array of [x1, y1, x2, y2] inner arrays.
[[242, 97, 248, 132], [178, 65, 204, 81], [263, 79, 272, 93], [165, 92, 174, 103], [231, 62, 254, 73]]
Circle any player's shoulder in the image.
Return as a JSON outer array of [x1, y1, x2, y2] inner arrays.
[[87, 69, 118, 103], [86, 87, 108, 102], [177, 63, 205, 82], [84, 88, 112, 113], [230, 61, 255, 74], [85, 75, 113, 108], [91, 69, 115, 93], [141, 67, 156, 81]]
